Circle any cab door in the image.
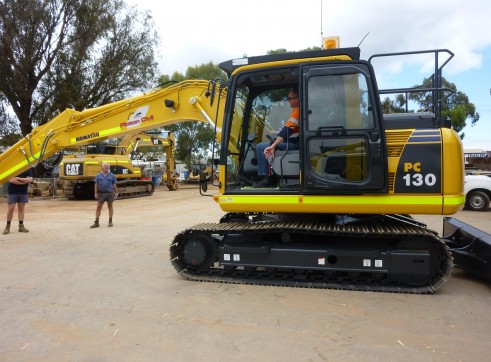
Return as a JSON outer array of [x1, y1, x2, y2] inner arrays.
[[301, 63, 387, 193]]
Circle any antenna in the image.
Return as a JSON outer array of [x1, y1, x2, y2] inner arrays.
[[358, 32, 370, 47]]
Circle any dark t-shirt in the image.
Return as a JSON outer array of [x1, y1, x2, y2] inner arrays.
[[8, 169, 33, 195]]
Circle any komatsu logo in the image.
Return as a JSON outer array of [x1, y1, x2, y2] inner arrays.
[[75, 132, 99, 142], [65, 164, 83, 176], [120, 106, 153, 129]]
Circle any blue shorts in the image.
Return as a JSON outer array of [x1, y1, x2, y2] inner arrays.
[[7, 194, 29, 204]]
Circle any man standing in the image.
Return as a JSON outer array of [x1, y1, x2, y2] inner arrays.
[[90, 162, 118, 228], [3, 169, 34, 234]]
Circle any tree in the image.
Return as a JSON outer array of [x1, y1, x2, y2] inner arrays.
[[172, 122, 215, 168], [158, 62, 225, 170], [408, 77, 479, 138], [381, 94, 407, 114], [0, 93, 21, 151], [267, 46, 321, 55], [0, 0, 159, 137]]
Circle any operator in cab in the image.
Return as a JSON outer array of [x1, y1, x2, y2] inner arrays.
[[253, 88, 300, 188]]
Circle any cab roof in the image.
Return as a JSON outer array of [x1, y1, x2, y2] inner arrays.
[[219, 47, 361, 75]]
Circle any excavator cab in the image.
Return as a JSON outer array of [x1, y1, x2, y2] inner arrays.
[[212, 48, 464, 216], [220, 49, 387, 196]]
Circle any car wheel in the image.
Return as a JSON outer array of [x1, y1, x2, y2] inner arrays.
[[466, 190, 490, 211]]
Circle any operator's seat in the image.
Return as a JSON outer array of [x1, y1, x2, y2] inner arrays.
[[271, 149, 300, 186]]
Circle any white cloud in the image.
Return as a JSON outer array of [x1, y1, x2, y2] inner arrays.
[[129, 0, 491, 76]]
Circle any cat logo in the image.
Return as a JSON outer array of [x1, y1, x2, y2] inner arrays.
[[65, 163, 83, 176]]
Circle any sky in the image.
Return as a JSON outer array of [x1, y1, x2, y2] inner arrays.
[[128, 0, 491, 150]]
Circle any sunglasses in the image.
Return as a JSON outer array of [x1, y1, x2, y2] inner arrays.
[[287, 97, 298, 100]]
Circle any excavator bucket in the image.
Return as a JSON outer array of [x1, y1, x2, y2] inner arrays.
[[443, 217, 491, 282]]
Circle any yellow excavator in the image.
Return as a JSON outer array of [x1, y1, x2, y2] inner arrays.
[[59, 131, 177, 199], [0, 47, 489, 292], [186, 163, 213, 183], [121, 131, 178, 191]]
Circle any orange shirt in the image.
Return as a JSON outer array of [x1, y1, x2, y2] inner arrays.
[[284, 107, 300, 135]]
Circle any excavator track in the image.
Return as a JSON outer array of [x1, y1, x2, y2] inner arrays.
[[170, 218, 453, 293], [115, 180, 155, 199]]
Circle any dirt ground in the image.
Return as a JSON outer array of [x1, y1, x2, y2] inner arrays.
[[0, 183, 490, 361]]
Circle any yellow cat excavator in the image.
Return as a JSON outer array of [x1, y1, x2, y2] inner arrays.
[[59, 131, 177, 199], [0, 47, 489, 292]]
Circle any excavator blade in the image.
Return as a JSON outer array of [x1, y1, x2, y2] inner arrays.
[[443, 217, 491, 282]]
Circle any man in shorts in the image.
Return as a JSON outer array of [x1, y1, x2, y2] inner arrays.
[[90, 162, 118, 228], [3, 169, 34, 234]]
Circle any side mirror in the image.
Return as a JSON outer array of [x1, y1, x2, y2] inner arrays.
[[210, 81, 217, 107], [199, 170, 208, 193]]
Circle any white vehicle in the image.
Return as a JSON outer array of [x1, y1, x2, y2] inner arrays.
[[464, 174, 491, 211]]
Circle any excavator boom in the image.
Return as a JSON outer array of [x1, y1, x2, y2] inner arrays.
[[0, 81, 225, 184]]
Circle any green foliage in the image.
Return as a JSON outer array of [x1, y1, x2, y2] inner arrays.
[[158, 62, 224, 169], [267, 46, 321, 55], [408, 77, 479, 136], [158, 72, 185, 87], [171, 122, 214, 168], [0, 95, 21, 151], [381, 94, 407, 114], [0, 0, 159, 137], [267, 48, 289, 55], [186, 62, 224, 80]]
